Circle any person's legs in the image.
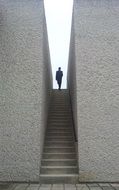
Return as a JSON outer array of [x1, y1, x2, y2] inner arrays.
[[58, 80, 62, 90], [59, 82, 61, 90]]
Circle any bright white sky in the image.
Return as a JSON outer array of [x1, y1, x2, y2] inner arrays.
[[44, 0, 73, 89]]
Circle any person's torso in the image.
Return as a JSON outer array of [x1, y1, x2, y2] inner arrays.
[[57, 71, 63, 78]]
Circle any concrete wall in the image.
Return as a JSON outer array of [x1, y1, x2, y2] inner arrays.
[[68, 0, 119, 182], [0, 0, 52, 181]]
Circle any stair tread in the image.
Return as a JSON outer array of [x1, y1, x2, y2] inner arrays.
[[43, 152, 76, 155], [41, 166, 77, 168], [45, 140, 74, 142], [44, 147, 74, 148], [42, 159, 77, 161], [40, 174, 79, 177]]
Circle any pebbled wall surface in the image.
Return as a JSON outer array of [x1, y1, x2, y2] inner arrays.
[[68, 0, 119, 182], [0, 0, 52, 181]]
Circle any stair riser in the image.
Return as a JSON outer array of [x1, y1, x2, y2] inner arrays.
[[48, 124, 72, 126], [46, 136, 73, 141], [49, 119, 72, 122], [49, 118, 71, 120], [51, 107, 71, 109], [41, 168, 78, 174], [50, 109, 71, 112], [44, 145, 74, 148], [49, 122, 72, 125], [43, 154, 76, 159], [51, 110, 71, 112], [46, 134, 73, 137], [44, 145, 74, 149], [51, 112, 71, 113], [48, 125, 72, 128], [49, 114, 71, 116], [48, 125, 72, 127], [39, 176, 79, 184], [47, 130, 73, 133], [45, 142, 74, 146], [44, 148, 75, 153], [45, 138, 74, 142], [46, 133, 73, 137], [47, 129, 72, 132], [42, 161, 77, 166]]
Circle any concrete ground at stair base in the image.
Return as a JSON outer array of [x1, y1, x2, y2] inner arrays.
[[0, 183, 119, 190]]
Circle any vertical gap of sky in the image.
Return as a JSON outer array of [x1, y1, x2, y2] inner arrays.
[[44, 0, 73, 89]]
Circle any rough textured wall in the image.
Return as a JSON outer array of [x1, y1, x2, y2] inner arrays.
[[68, 0, 119, 182], [0, 0, 52, 181]]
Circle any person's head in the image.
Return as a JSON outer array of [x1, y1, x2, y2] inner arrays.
[[58, 67, 61, 71]]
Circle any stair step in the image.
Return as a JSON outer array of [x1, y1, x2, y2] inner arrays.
[[41, 166, 77, 168], [39, 174, 79, 184], [45, 138, 74, 141], [44, 146, 74, 148], [50, 113, 71, 115], [47, 128, 72, 131], [51, 108, 70, 110], [51, 110, 71, 112], [48, 125, 72, 127], [49, 118, 71, 120], [48, 124, 72, 127], [50, 113, 71, 116], [46, 135, 73, 138], [47, 130, 73, 133], [48, 123, 72, 126], [43, 153, 76, 159], [49, 122, 72, 125], [42, 158, 77, 161], [46, 134, 73, 137], [48, 125, 72, 128], [51, 107, 70, 108], [46, 133, 73, 136], [50, 111, 70, 113], [49, 121, 71, 123], [49, 121, 71, 124], [42, 160, 77, 166], [45, 138, 73, 141], [49, 115, 71, 118], [47, 130, 72, 132], [49, 119, 72, 122], [40, 166, 78, 174], [47, 130, 72, 133], [44, 144, 74, 148], [44, 145, 74, 149], [44, 147, 75, 153], [45, 141, 74, 146]]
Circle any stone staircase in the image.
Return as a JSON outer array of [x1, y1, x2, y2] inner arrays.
[[40, 90, 79, 183]]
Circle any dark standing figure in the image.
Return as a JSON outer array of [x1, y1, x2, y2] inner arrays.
[[56, 67, 63, 90]]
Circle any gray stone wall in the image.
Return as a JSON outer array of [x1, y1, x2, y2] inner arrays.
[[68, 0, 119, 182], [0, 0, 52, 181]]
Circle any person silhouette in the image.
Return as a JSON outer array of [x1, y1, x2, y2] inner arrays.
[[56, 67, 63, 90]]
